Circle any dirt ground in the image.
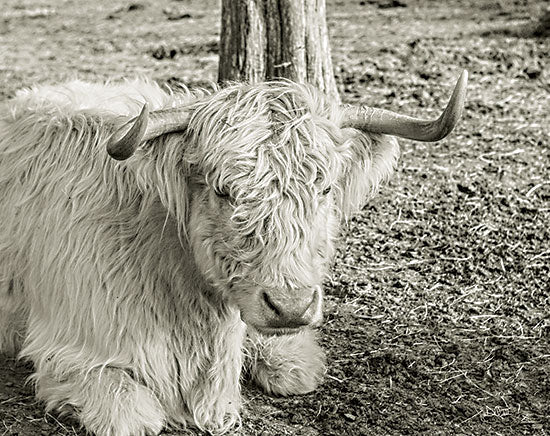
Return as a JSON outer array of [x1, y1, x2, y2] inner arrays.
[[0, 0, 548, 435]]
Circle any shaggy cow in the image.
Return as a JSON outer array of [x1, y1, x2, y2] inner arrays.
[[0, 71, 467, 435]]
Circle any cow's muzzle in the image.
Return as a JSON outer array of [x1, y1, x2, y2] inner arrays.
[[258, 286, 323, 331]]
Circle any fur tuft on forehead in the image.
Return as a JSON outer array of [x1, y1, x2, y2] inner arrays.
[[182, 81, 349, 263], [185, 80, 347, 195]]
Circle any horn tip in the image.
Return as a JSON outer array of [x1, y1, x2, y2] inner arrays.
[[454, 69, 468, 114], [106, 104, 149, 160], [140, 102, 149, 116], [434, 69, 468, 141], [458, 70, 468, 93]]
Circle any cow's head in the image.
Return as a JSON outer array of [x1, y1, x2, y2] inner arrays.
[[107, 71, 467, 335]]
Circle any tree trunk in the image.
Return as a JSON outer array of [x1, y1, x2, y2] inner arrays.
[[218, 0, 339, 102]]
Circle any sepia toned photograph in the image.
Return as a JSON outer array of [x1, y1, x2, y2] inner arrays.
[[0, 0, 548, 435]]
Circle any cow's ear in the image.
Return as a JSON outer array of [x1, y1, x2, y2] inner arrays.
[[337, 131, 399, 217]]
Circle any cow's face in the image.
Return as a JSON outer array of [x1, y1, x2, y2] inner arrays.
[[180, 82, 398, 334], [107, 80, 406, 334]]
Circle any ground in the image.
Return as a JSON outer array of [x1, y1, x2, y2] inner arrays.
[[0, 0, 548, 435]]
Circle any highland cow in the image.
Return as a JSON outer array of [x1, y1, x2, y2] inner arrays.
[[0, 71, 467, 435]]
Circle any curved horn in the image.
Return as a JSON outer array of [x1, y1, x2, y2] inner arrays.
[[341, 70, 468, 142], [107, 105, 192, 161]]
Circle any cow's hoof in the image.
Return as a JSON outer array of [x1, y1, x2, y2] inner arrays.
[[247, 328, 326, 396]]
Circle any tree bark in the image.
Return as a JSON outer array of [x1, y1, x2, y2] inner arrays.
[[218, 0, 339, 102]]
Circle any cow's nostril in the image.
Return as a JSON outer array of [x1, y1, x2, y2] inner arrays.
[[262, 291, 281, 316]]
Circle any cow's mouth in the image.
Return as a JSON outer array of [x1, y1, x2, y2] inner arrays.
[[249, 324, 306, 337]]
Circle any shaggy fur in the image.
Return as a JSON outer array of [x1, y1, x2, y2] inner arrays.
[[0, 78, 399, 435], [245, 327, 326, 396]]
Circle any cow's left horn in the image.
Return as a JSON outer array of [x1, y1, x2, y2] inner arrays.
[[341, 70, 468, 142], [107, 104, 192, 161]]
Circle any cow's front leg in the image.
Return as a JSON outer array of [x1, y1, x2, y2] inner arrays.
[[34, 365, 166, 436], [245, 327, 326, 396]]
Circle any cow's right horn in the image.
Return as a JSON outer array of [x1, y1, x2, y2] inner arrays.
[[107, 105, 192, 161]]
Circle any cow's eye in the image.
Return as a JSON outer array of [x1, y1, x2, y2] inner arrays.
[[322, 186, 331, 195]]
